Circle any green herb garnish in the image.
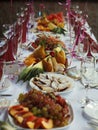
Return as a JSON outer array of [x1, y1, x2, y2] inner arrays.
[[52, 27, 67, 35]]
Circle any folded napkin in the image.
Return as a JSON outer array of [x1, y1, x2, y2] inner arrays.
[[83, 31, 98, 56]]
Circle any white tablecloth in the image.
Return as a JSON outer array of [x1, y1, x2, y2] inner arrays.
[[0, 28, 98, 130]]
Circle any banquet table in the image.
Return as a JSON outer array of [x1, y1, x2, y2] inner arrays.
[[1, 60, 98, 130], [0, 20, 98, 130]]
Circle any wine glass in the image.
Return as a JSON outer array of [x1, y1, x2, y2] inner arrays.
[[0, 38, 8, 87], [0, 38, 8, 60], [0, 38, 10, 107], [38, 3, 46, 17], [90, 42, 98, 71], [80, 56, 95, 106], [2, 24, 13, 40], [75, 36, 89, 60]]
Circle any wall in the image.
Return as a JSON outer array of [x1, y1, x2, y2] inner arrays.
[[0, 0, 98, 41]]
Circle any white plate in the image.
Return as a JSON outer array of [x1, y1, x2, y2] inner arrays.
[[8, 99, 74, 130], [0, 78, 12, 92], [84, 101, 98, 120], [29, 72, 74, 94]]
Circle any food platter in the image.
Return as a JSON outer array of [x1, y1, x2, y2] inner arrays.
[[29, 72, 74, 94], [8, 98, 74, 130]]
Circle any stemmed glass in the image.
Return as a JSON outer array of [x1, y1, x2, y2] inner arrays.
[[2, 24, 13, 40], [90, 42, 98, 71], [0, 38, 8, 87], [75, 36, 89, 60], [80, 56, 95, 106], [0, 38, 10, 107]]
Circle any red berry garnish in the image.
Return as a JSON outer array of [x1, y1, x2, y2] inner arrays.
[[50, 51, 55, 57]]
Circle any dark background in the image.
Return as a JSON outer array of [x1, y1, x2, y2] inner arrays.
[[0, 0, 98, 41]]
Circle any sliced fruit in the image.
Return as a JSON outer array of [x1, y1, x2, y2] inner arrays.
[[23, 115, 37, 128], [17, 64, 33, 82], [23, 61, 44, 81], [33, 45, 46, 59], [48, 22, 57, 30], [24, 55, 36, 66], [41, 119, 53, 129], [52, 57, 65, 72], [15, 115, 23, 124], [9, 105, 29, 116], [34, 118, 46, 129], [23, 67, 44, 82], [42, 55, 54, 72], [18, 61, 44, 82], [33, 60, 43, 69], [54, 46, 66, 64], [26, 122, 35, 129], [22, 112, 33, 118]]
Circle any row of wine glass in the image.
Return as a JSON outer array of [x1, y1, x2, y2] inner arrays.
[[0, 1, 35, 89]]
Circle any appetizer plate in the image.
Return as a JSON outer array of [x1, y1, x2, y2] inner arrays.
[[8, 99, 74, 130], [29, 72, 74, 94], [84, 101, 98, 120]]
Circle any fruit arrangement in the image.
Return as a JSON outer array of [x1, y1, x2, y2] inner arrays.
[[37, 12, 66, 34], [8, 89, 71, 129], [17, 35, 68, 82], [31, 35, 66, 49], [9, 104, 53, 129], [18, 45, 68, 82]]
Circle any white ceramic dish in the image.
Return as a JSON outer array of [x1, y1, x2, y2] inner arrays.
[[8, 99, 74, 130], [29, 72, 74, 94], [84, 101, 98, 120]]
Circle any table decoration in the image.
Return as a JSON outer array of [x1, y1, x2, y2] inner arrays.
[[36, 12, 65, 34], [17, 44, 68, 82]]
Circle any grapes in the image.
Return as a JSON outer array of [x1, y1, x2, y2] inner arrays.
[[18, 89, 70, 127]]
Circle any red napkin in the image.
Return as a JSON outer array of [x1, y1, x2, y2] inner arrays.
[[83, 31, 98, 56]]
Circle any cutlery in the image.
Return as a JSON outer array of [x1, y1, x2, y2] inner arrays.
[[0, 94, 12, 96]]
